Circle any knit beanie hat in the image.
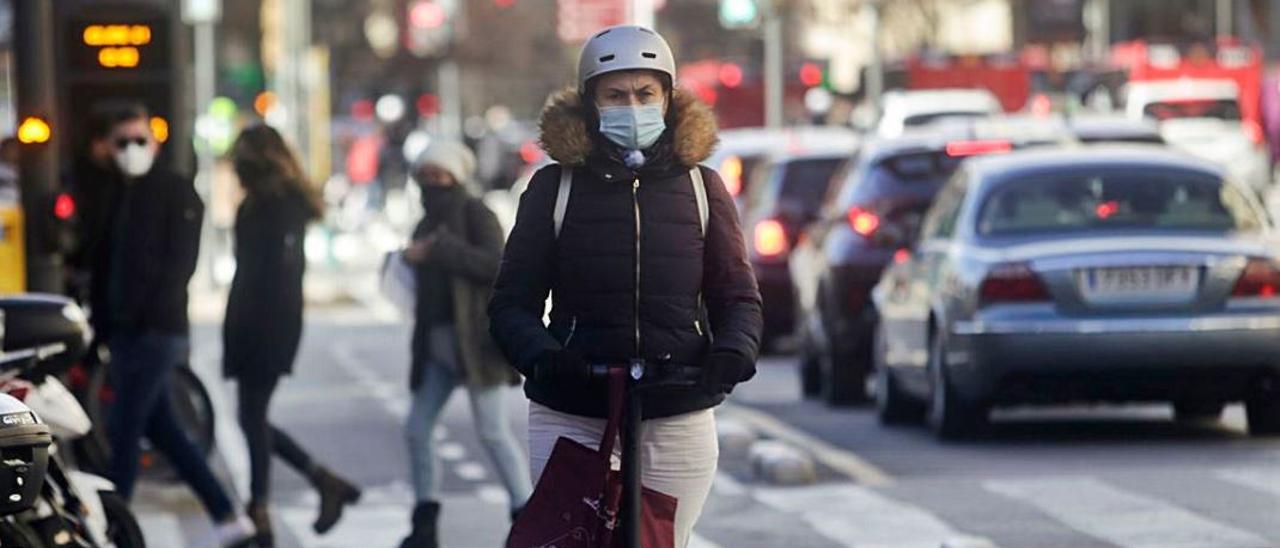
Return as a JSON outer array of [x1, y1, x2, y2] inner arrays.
[[412, 140, 477, 185]]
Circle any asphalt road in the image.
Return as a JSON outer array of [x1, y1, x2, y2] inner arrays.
[[131, 291, 1280, 547]]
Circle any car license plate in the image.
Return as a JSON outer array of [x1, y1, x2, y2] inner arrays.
[[1079, 266, 1200, 303]]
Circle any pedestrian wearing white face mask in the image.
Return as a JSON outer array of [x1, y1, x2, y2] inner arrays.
[[97, 102, 256, 547], [489, 26, 762, 547]]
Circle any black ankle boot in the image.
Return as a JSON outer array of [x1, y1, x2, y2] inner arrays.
[[310, 466, 362, 534], [399, 502, 441, 548], [246, 501, 274, 547]]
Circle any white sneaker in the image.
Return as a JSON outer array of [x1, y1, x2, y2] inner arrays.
[[202, 513, 256, 548]]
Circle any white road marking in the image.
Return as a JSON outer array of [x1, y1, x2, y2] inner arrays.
[[191, 344, 252, 501], [753, 483, 995, 548], [332, 343, 413, 422], [135, 510, 186, 548], [476, 483, 510, 506], [985, 477, 1270, 548], [438, 442, 467, 461], [1215, 466, 1280, 498], [719, 403, 893, 486], [455, 461, 488, 481]]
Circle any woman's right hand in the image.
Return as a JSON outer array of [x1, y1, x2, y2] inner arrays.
[[403, 232, 440, 264]]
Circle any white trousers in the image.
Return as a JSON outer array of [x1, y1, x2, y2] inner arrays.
[[528, 402, 719, 548]]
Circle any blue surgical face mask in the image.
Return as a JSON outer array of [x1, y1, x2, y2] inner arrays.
[[597, 104, 666, 151]]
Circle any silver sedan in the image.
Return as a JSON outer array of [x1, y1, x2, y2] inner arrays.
[[872, 147, 1280, 439]]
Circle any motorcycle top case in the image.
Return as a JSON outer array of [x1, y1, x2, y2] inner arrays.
[[0, 294, 90, 375], [0, 393, 51, 515]]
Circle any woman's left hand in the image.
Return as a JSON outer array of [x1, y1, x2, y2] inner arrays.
[[699, 351, 753, 395]]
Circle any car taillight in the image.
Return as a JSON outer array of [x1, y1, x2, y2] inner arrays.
[[980, 262, 1050, 304], [847, 206, 880, 237], [945, 140, 1012, 157], [1232, 258, 1280, 298], [1245, 120, 1266, 145], [754, 219, 789, 257], [721, 155, 743, 197]]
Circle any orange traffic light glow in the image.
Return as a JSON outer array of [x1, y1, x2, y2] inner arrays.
[[150, 117, 169, 143], [83, 25, 152, 47], [98, 47, 140, 68], [17, 117, 51, 144]]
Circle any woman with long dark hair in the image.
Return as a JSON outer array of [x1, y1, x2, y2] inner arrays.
[[225, 124, 361, 546]]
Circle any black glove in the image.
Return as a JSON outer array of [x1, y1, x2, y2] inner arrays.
[[700, 351, 753, 395], [533, 349, 590, 382]]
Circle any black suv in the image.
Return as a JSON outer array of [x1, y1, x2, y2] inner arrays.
[[742, 149, 854, 351]]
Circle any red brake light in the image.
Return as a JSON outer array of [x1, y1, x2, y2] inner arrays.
[[54, 192, 76, 220], [980, 262, 1050, 304], [1246, 120, 1266, 145], [847, 206, 880, 237], [754, 219, 789, 257], [945, 140, 1012, 157], [1232, 258, 1280, 298]]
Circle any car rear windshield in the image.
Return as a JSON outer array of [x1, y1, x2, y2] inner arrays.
[[903, 110, 990, 128], [779, 157, 845, 212], [977, 170, 1263, 236], [1143, 99, 1241, 121]]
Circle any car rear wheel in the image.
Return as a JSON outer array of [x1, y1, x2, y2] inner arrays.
[[874, 324, 923, 425], [800, 352, 821, 398], [926, 332, 986, 439], [1173, 401, 1225, 424], [1245, 394, 1280, 436], [821, 344, 868, 407]]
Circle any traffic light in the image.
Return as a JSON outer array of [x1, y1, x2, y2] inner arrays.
[[406, 0, 454, 57], [719, 0, 759, 29]]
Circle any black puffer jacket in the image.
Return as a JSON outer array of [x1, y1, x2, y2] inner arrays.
[[488, 88, 763, 419]]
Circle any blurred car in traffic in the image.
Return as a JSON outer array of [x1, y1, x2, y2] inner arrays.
[[742, 145, 857, 351], [705, 126, 858, 208], [789, 124, 1055, 406], [1126, 79, 1271, 196], [872, 147, 1280, 439], [873, 88, 1003, 139]]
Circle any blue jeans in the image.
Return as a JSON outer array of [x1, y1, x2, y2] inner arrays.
[[108, 331, 234, 521], [405, 328, 532, 509]]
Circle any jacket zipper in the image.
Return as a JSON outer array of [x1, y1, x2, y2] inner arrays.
[[564, 316, 578, 348], [632, 178, 642, 358]]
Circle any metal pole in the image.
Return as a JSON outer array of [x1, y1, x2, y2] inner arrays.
[[13, 0, 60, 293], [763, 1, 783, 128], [193, 20, 216, 288], [622, 379, 642, 548], [1084, 0, 1111, 63], [863, 2, 883, 120], [438, 60, 462, 141], [631, 0, 655, 28], [1216, 0, 1233, 37]]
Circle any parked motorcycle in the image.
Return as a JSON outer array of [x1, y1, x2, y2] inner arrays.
[[0, 294, 146, 547]]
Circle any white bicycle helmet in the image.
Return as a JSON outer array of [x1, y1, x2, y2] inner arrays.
[[577, 25, 676, 93]]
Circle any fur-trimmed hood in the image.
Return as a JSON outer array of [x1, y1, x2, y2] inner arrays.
[[538, 87, 719, 169]]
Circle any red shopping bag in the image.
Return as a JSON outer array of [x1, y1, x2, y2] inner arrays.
[[506, 370, 677, 548]]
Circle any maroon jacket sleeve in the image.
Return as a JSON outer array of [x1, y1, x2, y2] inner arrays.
[[698, 166, 763, 379]]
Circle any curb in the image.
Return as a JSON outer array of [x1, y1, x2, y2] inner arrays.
[[748, 439, 818, 486]]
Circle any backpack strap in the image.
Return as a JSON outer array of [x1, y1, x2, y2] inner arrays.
[[690, 166, 708, 236], [554, 166, 572, 238], [556, 166, 706, 239]]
